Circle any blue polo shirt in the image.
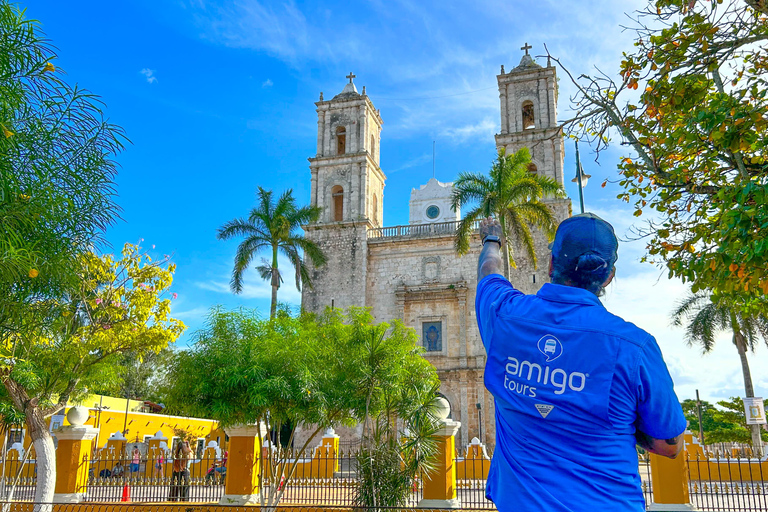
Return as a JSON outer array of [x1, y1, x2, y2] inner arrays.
[[476, 275, 686, 512]]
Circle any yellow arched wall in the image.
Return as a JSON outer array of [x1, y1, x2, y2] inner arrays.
[[9, 395, 226, 458]]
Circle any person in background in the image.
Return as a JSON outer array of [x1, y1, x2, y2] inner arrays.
[[475, 214, 686, 512], [130, 445, 141, 473], [169, 441, 192, 501], [154, 450, 165, 478]]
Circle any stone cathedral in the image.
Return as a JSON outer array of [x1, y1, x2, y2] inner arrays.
[[302, 51, 571, 449]]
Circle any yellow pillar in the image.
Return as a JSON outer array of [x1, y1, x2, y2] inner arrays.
[[53, 406, 99, 503], [146, 431, 169, 479], [321, 427, 340, 473], [418, 398, 461, 509], [219, 424, 266, 506], [649, 450, 696, 511]]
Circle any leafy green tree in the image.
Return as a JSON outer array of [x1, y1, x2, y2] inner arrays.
[[1, 3, 128, 505], [672, 291, 768, 454], [452, 147, 566, 278], [352, 319, 441, 509], [0, 244, 184, 504], [163, 306, 439, 509], [681, 398, 737, 443], [91, 347, 174, 402], [558, 0, 768, 300], [708, 398, 768, 445], [217, 187, 326, 318]]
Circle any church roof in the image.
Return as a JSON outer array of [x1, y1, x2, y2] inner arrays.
[[332, 81, 361, 101], [512, 53, 542, 71]]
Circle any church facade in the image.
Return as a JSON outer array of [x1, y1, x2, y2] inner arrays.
[[302, 53, 571, 449]]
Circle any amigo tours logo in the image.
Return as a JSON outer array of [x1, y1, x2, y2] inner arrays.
[[502, 334, 589, 398]]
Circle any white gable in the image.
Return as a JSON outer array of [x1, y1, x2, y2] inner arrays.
[[409, 178, 460, 224]]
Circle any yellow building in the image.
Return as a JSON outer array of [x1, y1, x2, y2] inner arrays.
[[6, 394, 226, 458]]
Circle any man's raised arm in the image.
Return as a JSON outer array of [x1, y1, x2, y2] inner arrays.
[[478, 217, 505, 281]]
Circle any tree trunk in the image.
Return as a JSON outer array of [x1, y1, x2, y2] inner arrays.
[[270, 282, 278, 319], [28, 409, 56, 511], [2, 378, 55, 511], [270, 248, 279, 319], [734, 330, 764, 457]]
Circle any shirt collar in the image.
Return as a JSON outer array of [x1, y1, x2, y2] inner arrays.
[[537, 282, 604, 307]]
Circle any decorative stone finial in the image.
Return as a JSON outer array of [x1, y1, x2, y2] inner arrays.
[[362, 85, 366, 95], [319, 91, 324, 101], [433, 396, 451, 421], [500, 64, 505, 74], [66, 405, 89, 427]]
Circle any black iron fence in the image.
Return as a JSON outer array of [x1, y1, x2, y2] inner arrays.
[[1, 453, 37, 502], [686, 452, 768, 511], [84, 455, 224, 503], [453, 443, 493, 510], [0, 504, 458, 512]]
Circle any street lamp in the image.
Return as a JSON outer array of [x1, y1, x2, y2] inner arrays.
[[476, 402, 483, 444], [571, 141, 591, 214]]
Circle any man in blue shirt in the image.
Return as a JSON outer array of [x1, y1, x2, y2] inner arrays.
[[475, 213, 686, 512]]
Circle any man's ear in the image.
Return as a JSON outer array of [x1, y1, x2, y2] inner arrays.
[[602, 267, 616, 288]]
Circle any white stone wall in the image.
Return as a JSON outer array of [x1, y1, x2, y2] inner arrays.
[[408, 178, 460, 225]]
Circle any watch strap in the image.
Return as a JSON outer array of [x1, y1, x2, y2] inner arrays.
[[482, 234, 502, 247]]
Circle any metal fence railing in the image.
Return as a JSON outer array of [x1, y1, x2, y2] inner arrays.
[[454, 443, 494, 510], [84, 455, 224, 503], [686, 452, 768, 511], [1, 454, 37, 502]]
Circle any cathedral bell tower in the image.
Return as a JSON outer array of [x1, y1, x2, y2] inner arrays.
[[495, 43, 565, 188], [302, 74, 385, 313]]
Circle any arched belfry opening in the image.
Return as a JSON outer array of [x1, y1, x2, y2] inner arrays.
[[336, 126, 346, 155], [522, 101, 535, 130], [370, 135, 376, 159], [331, 185, 344, 221]]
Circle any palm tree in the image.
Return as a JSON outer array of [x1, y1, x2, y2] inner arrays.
[[451, 147, 566, 278], [671, 291, 768, 456], [217, 187, 326, 318]]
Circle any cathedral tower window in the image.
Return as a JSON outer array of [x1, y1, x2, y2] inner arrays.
[[332, 185, 344, 222], [370, 135, 376, 158], [522, 101, 535, 130], [336, 126, 346, 155], [372, 193, 379, 225]]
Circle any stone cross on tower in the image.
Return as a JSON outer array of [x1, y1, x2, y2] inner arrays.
[[520, 42, 532, 55], [346, 72, 356, 83]]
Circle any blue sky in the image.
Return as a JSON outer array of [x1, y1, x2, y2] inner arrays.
[[27, 0, 767, 403]]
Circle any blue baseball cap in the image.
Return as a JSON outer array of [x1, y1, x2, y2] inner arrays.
[[549, 213, 618, 272]]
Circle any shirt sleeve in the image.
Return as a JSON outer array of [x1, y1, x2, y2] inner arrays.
[[475, 274, 522, 353], [634, 336, 687, 440]]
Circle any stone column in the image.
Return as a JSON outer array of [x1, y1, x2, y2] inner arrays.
[[418, 398, 462, 509], [317, 107, 325, 156], [648, 452, 696, 511], [499, 83, 509, 134], [53, 406, 99, 503], [219, 423, 267, 505]]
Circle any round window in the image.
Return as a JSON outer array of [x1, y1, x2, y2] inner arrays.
[[426, 205, 440, 219]]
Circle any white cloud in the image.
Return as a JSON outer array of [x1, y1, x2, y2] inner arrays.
[[262, 78, 273, 88], [440, 117, 496, 143], [194, 255, 303, 304], [140, 68, 157, 84]]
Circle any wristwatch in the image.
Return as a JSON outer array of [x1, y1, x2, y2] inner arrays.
[[482, 235, 502, 247]]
